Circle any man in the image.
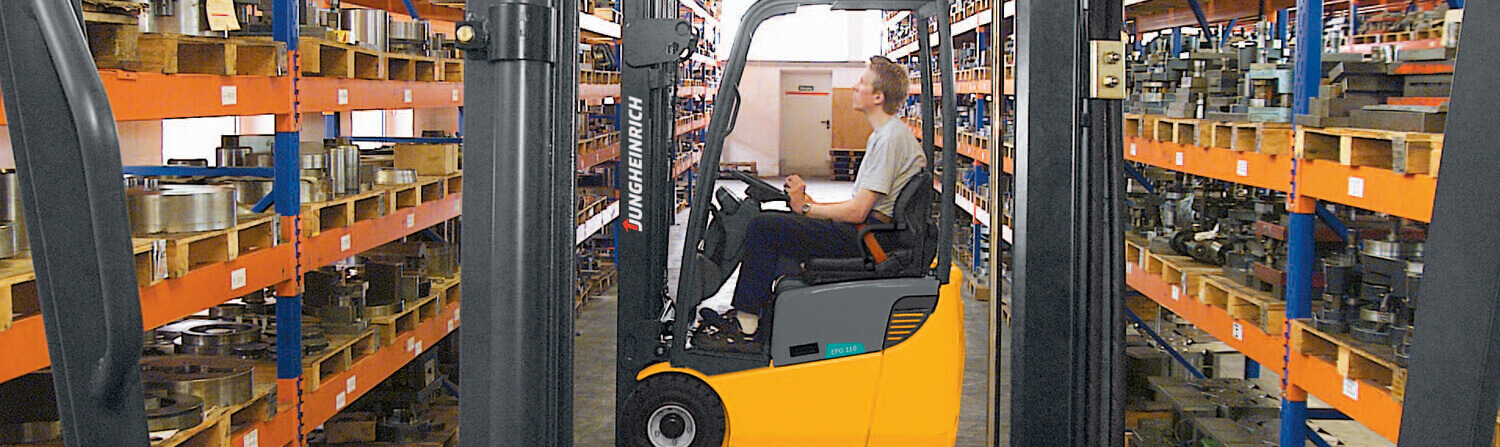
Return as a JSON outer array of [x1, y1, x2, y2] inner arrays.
[[699, 55, 927, 352]]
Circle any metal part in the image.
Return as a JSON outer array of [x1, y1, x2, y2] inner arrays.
[[0, 169, 28, 252], [142, 389, 203, 432], [328, 145, 362, 196], [179, 322, 261, 346], [216, 147, 249, 167], [343, 9, 389, 52], [0, 222, 20, 259], [227, 179, 274, 212], [1091, 40, 1127, 99], [0, 372, 62, 443], [128, 184, 238, 234], [139, 0, 215, 37], [374, 168, 418, 184], [301, 176, 331, 203], [140, 356, 256, 408]]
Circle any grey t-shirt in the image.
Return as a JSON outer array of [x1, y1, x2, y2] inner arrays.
[[853, 118, 927, 217]]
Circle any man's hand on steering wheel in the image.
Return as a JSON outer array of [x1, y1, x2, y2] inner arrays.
[[784, 175, 811, 216]]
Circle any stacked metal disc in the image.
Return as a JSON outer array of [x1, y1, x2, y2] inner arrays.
[[142, 356, 256, 408], [127, 184, 238, 234], [174, 321, 270, 360], [144, 389, 204, 432], [262, 316, 331, 356]]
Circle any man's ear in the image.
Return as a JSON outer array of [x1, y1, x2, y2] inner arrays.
[[873, 91, 885, 109]]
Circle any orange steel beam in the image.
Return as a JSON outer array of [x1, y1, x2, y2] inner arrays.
[[340, 0, 464, 22], [1126, 260, 1288, 370], [1126, 136, 1294, 192], [1297, 159, 1435, 222]]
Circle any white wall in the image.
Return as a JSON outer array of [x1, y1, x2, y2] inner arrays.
[[723, 61, 867, 177], [720, 2, 882, 62]]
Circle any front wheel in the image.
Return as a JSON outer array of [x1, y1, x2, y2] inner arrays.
[[619, 374, 726, 447]]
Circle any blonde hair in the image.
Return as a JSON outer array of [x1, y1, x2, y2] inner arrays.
[[868, 56, 908, 115]]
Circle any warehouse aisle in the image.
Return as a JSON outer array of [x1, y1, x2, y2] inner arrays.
[[573, 178, 1007, 446]]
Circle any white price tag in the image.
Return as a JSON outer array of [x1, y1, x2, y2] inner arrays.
[[243, 429, 258, 447], [1129, 143, 1137, 157], [335, 392, 347, 409], [1125, 263, 1133, 274], [415, 340, 424, 352], [405, 214, 416, 228], [346, 376, 357, 393], [337, 89, 349, 105], [447, 319, 455, 332], [230, 268, 247, 290], [340, 235, 351, 251], [1232, 322, 1244, 340], [403, 89, 413, 103], [406, 337, 415, 352], [1342, 377, 1360, 400], [454, 308, 460, 320], [1347, 177, 1365, 198], [454, 201, 462, 214], [1174, 152, 1185, 166], [1236, 160, 1249, 177], [452, 89, 459, 101], [1170, 286, 1181, 301], [221, 85, 238, 105]]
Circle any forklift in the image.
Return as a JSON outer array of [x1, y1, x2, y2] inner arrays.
[[612, 0, 964, 445]]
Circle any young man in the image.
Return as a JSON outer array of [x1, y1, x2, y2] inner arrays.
[[699, 56, 927, 352]]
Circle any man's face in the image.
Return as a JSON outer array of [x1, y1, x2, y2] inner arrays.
[[852, 69, 884, 114]]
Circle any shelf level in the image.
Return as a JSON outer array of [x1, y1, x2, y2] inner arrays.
[[1124, 135, 1436, 222], [887, 8, 994, 59], [1126, 254, 1403, 443], [908, 122, 1013, 174], [577, 117, 707, 171]]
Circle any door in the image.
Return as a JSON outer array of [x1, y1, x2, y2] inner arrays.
[[779, 71, 833, 177]]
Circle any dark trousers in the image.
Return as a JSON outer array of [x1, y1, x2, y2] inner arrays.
[[730, 212, 866, 317]]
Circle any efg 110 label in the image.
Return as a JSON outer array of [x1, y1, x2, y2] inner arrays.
[[825, 343, 865, 359]]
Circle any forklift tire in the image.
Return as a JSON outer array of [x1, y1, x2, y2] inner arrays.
[[620, 373, 726, 447]]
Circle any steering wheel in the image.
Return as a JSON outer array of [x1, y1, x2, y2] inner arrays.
[[727, 169, 791, 203]]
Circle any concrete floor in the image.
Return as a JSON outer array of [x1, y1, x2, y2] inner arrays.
[[572, 178, 1009, 446]]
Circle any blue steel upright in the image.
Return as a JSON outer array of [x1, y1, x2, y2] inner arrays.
[[1281, 4, 1322, 445], [272, 0, 303, 383], [1292, 0, 1323, 115]]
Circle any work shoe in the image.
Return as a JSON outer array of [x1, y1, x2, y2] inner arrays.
[[691, 310, 765, 354]]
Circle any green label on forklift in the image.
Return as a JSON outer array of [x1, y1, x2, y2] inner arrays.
[[825, 343, 865, 359]]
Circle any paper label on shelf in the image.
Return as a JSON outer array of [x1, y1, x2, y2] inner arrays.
[[335, 392, 346, 409], [243, 429, 258, 447], [205, 0, 240, 31], [221, 85, 238, 106], [337, 89, 349, 105], [1170, 286, 1180, 301], [1347, 177, 1365, 198], [230, 268, 247, 290], [452, 90, 460, 101], [1174, 152, 1184, 166], [346, 376, 356, 393], [1236, 160, 1249, 177], [403, 89, 413, 103], [1125, 263, 1132, 274], [340, 235, 351, 251], [406, 214, 416, 228], [454, 308, 460, 320], [1343, 377, 1359, 400], [406, 337, 415, 352], [415, 340, 424, 352], [447, 319, 455, 332], [1129, 143, 1137, 157], [1232, 322, 1243, 340]]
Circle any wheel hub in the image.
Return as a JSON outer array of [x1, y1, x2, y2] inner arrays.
[[647, 404, 696, 447]]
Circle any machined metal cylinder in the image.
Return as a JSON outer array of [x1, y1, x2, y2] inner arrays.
[[0, 170, 27, 252], [374, 168, 417, 185], [178, 321, 261, 347], [228, 179, 273, 211], [216, 147, 249, 167], [343, 9, 388, 52], [143, 389, 204, 432], [327, 145, 361, 196], [141, 356, 255, 408], [128, 184, 238, 234]]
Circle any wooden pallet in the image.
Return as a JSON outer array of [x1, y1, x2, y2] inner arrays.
[[296, 37, 383, 80], [301, 190, 388, 236], [575, 265, 617, 307], [1197, 275, 1286, 335], [369, 290, 445, 346], [155, 214, 279, 279], [377, 182, 422, 212], [442, 59, 465, 82], [577, 132, 621, 154], [1124, 236, 1150, 268], [445, 174, 464, 195], [1210, 121, 1294, 155], [1152, 254, 1222, 296], [148, 376, 277, 447], [137, 33, 285, 76], [87, 19, 145, 72], [303, 327, 380, 392], [1151, 117, 1212, 147], [1295, 127, 1444, 175], [1350, 26, 1444, 45], [1289, 319, 1404, 400], [579, 69, 621, 84], [418, 176, 448, 204], [386, 53, 441, 82]]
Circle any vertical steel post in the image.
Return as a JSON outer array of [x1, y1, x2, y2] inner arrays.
[[1398, 0, 1500, 443], [1171, 27, 1182, 55], [1292, 0, 1322, 115], [1277, 9, 1289, 44], [1010, 0, 1124, 444], [458, 0, 576, 443], [1280, 197, 1315, 447], [0, 2, 149, 444]]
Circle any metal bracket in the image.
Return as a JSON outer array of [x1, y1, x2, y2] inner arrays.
[[1089, 40, 1126, 99], [622, 19, 698, 67], [456, 4, 558, 63]]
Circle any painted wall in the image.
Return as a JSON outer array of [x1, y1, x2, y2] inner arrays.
[[723, 61, 867, 178]]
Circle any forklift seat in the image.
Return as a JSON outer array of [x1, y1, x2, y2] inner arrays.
[[798, 170, 937, 286]]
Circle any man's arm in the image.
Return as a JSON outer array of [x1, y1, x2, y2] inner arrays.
[[794, 189, 882, 224]]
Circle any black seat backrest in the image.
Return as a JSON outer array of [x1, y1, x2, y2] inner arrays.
[[889, 169, 937, 275]]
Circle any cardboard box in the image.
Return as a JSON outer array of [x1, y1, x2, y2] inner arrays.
[[395, 143, 461, 175]]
